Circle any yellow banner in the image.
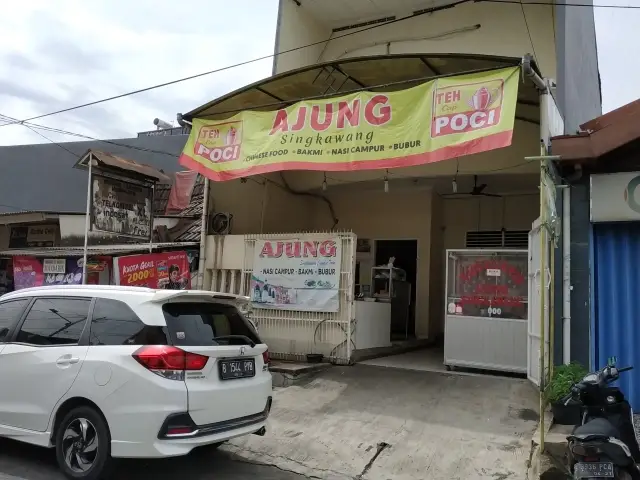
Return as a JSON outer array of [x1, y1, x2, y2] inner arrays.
[[180, 67, 520, 181]]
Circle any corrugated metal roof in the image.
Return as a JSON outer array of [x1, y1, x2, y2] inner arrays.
[[592, 222, 640, 410], [183, 54, 537, 123], [76, 150, 171, 183], [174, 220, 203, 242], [0, 242, 199, 257]]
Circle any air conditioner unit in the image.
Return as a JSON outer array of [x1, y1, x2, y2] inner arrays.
[[208, 212, 233, 235]]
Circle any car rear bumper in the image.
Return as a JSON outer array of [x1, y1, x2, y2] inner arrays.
[[111, 396, 273, 458]]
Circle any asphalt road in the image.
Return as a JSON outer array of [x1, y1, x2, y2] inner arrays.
[[0, 438, 307, 480]]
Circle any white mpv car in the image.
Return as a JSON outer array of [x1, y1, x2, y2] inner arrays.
[[0, 285, 272, 479]]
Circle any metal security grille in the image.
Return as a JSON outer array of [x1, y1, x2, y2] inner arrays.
[[465, 230, 529, 249], [241, 231, 356, 365]]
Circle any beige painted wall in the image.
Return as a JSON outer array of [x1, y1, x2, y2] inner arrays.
[[441, 194, 540, 249], [276, 1, 556, 78], [274, 0, 332, 75], [428, 191, 445, 339], [208, 173, 317, 235], [310, 186, 434, 339], [423, 193, 539, 337]]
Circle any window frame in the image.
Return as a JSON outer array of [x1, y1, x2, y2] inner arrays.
[[10, 296, 95, 347], [0, 298, 33, 343], [85, 297, 169, 347]]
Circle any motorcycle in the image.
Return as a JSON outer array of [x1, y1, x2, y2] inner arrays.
[[563, 359, 640, 479]]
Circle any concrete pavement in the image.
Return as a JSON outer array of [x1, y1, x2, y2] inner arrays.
[[0, 437, 307, 480], [226, 364, 539, 479], [0, 363, 539, 480]]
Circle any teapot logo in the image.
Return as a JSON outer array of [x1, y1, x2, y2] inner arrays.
[[624, 175, 640, 214], [468, 87, 500, 111]]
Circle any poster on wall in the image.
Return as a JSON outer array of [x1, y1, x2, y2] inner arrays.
[[113, 251, 191, 290], [91, 174, 152, 239], [13, 257, 84, 290], [250, 238, 341, 312]]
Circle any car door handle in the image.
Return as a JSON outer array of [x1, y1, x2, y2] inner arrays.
[[56, 355, 80, 366]]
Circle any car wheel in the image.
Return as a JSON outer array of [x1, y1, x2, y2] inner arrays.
[[55, 406, 113, 480]]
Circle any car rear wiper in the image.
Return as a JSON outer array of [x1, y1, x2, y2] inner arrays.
[[213, 335, 256, 348]]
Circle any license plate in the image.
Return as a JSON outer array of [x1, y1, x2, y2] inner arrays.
[[219, 359, 256, 380], [574, 462, 614, 478]]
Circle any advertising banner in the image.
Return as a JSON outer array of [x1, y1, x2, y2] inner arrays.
[[250, 239, 341, 312], [13, 257, 84, 290], [9, 224, 58, 248], [113, 251, 192, 290], [91, 174, 152, 238], [179, 67, 520, 181]]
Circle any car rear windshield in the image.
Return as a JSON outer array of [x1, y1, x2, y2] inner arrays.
[[162, 302, 261, 347]]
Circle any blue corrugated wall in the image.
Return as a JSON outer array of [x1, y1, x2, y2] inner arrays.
[[593, 222, 640, 410]]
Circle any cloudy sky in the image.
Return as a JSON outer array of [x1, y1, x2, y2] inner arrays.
[[0, 0, 635, 146]]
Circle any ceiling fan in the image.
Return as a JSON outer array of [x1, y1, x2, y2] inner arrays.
[[442, 175, 502, 198]]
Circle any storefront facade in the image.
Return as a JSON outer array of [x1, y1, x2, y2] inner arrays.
[[589, 172, 640, 410], [0, 213, 200, 293], [175, 52, 565, 387]]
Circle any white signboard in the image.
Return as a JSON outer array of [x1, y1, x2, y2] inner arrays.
[[91, 175, 152, 239], [42, 259, 66, 274], [591, 172, 640, 222], [250, 238, 342, 312]]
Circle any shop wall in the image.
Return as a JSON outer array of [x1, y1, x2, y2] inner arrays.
[[273, 0, 332, 74], [428, 194, 539, 335], [568, 175, 591, 368], [310, 186, 434, 339], [429, 193, 446, 340], [0, 225, 8, 250], [274, 1, 556, 78], [441, 194, 540, 249], [208, 174, 316, 235]]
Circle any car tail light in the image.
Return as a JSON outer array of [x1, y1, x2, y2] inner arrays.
[[133, 345, 208, 380], [262, 350, 270, 366]]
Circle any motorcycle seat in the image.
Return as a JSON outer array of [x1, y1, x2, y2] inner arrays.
[[569, 417, 621, 441]]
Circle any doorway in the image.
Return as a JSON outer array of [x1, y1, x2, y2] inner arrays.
[[374, 239, 417, 338]]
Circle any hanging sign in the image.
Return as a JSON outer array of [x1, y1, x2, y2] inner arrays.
[[250, 239, 341, 312], [91, 175, 152, 238], [113, 251, 192, 289], [9, 225, 58, 248], [179, 66, 520, 181]]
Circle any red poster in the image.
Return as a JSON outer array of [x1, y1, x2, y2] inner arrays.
[[115, 251, 191, 290]]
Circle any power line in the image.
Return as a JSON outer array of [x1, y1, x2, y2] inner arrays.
[[482, 1, 640, 8], [0, 113, 179, 158], [0, 0, 631, 129], [519, 1, 540, 71], [1, 64, 519, 159], [0, 0, 472, 130]]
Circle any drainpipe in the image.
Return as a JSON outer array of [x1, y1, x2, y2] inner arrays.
[[562, 186, 571, 364], [522, 54, 546, 92]]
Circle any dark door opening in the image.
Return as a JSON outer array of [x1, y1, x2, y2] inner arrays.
[[375, 239, 417, 338]]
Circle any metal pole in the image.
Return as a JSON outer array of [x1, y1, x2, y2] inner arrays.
[[538, 161, 547, 454], [82, 157, 93, 285], [538, 87, 551, 455], [149, 184, 155, 254], [197, 177, 210, 290]]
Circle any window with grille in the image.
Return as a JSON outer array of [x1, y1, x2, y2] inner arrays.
[[465, 230, 529, 249]]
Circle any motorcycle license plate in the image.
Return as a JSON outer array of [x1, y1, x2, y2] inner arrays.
[[574, 462, 614, 478]]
